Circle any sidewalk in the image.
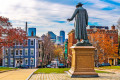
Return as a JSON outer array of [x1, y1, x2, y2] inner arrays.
[[30, 73, 120, 80], [0, 69, 37, 80], [95, 68, 120, 74]]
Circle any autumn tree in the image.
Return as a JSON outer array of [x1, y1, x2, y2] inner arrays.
[[41, 35, 55, 65], [53, 45, 64, 62], [89, 30, 118, 64], [0, 16, 27, 66]]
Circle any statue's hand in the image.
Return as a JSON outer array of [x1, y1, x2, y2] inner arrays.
[[67, 19, 71, 22]]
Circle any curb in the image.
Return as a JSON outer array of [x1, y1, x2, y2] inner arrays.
[[26, 69, 38, 80]]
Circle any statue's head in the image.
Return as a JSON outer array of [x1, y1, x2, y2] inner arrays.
[[76, 2, 83, 7], [76, 5, 79, 8]]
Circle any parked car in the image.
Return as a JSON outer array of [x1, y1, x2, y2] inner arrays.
[[51, 64, 56, 68], [97, 63, 111, 67], [101, 63, 111, 66], [37, 65, 46, 68], [58, 63, 65, 68], [16, 65, 29, 68], [97, 64, 102, 67], [117, 64, 120, 66], [46, 64, 51, 68]]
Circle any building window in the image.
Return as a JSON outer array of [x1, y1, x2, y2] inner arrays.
[[25, 58, 28, 65], [5, 58, 8, 65], [16, 42, 19, 45], [31, 40, 34, 46], [39, 52, 40, 57], [31, 58, 34, 65], [25, 40, 28, 45], [25, 49, 28, 56], [39, 44, 40, 48], [10, 58, 13, 65], [20, 50, 23, 55], [11, 49, 14, 56], [20, 42, 22, 45], [16, 50, 18, 55], [30, 49, 34, 56], [5, 49, 8, 56], [110, 36, 113, 39]]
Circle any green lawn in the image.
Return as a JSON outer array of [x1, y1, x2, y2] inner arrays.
[[0, 67, 17, 71], [95, 66, 120, 70], [95, 70, 111, 73], [34, 68, 70, 74], [34, 68, 111, 74]]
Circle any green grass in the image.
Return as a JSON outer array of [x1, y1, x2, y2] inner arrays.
[[95, 70, 111, 73], [34, 68, 70, 74], [95, 66, 120, 70], [0, 67, 17, 71], [34, 68, 111, 74]]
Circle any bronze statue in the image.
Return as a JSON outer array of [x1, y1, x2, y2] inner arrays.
[[67, 2, 91, 46]]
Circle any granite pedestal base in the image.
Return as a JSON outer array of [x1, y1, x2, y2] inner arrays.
[[68, 46, 98, 78]]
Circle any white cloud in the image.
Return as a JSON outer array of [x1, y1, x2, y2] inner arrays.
[[0, 0, 120, 38], [112, 0, 120, 3]]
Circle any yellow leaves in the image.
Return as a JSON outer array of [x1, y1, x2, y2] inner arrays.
[[53, 45, 63, 57]]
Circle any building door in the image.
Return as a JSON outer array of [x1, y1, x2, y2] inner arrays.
[[16, 60, 19, 67], [16, 59, 23, 67], [109, 59, 114, 65], [109, 59, 112, 65]]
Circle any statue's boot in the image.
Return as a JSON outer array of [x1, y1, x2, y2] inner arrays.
[[75, 39, 92, 46], [83, 39, 89, 44], [75, 40, 83, 46]]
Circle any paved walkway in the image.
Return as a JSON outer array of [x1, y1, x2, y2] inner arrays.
[[0, 69, 37, 80], [96, 69, 120, 74], [30, 73, 120, 80]]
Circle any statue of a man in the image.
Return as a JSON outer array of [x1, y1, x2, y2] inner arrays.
[[67, 3, 91, 46]]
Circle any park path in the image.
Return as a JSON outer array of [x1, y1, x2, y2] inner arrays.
[[0, 69, 37, 80], [96, 69, 120, 73], [29, 73, 120, 80]]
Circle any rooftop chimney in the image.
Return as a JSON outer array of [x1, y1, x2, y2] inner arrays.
[[25, 22, 28, 34], [111, 25, 115, 30]]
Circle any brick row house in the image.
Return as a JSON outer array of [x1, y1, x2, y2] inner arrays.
[[67, 25, 120, 66]]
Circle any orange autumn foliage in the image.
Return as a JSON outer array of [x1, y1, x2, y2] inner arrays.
[[89, 31, 118, 63]]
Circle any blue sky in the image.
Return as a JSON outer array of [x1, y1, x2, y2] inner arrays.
[[0, 0, 120, 38]]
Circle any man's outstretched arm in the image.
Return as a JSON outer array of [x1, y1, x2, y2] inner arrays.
[[67, 9, 79, 21]]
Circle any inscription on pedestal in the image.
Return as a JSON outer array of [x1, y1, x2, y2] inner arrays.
[[76, 55, 93, 71]]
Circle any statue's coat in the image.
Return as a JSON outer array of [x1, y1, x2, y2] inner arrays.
[[70, 7, 88, 40]]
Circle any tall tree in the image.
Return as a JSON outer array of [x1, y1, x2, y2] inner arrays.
[[41, 35, 55, 65]]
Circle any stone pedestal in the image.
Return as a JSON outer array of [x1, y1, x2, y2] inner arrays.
[[68, 46, 98, 78]]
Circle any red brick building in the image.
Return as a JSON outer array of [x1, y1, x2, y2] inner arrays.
[[67, 29, 77, 67], [67, 25, 120, 66]]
